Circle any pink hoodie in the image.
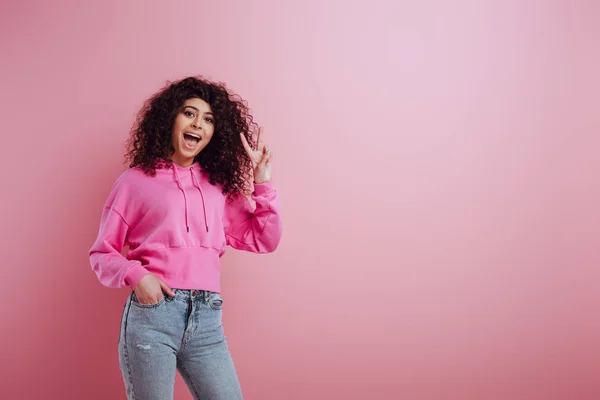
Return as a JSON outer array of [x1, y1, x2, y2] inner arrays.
[[89, 160, 282, 292]]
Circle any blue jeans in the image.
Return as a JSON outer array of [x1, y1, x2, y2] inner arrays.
[[118, 289, 243, 399]]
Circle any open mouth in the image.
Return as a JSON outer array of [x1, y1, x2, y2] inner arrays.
[[183, 133, 201, 148]]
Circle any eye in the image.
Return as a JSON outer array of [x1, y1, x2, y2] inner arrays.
[[204, 117, 214, 124], [183, 110, 195, 118]]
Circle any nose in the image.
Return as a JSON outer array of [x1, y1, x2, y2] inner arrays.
[[191, 116, 204, 130]]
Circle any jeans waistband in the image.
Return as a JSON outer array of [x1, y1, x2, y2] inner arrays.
[[170, 288, 217, 300]]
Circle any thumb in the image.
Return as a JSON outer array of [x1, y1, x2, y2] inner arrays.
[[160, 281, 176, 297]]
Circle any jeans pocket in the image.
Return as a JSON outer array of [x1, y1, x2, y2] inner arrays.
[[130, 292, 166, 308], [208, 293, 223, 311]]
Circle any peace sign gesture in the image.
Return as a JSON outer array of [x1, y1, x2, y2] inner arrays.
[[240, 127, 273, 184]]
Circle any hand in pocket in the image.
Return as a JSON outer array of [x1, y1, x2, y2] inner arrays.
[[133, 273, 175, 304]]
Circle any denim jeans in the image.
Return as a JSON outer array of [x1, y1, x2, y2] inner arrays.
[[118, 289, 243, 399]]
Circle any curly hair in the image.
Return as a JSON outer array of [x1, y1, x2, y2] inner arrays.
[[125, 76, 258, 198]]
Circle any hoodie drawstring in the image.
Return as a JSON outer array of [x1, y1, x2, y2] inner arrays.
[[172, 165, 209, 233], [191, 171, 209, 232]]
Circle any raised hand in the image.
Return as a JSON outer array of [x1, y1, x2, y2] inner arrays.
[[240, 127, 273, 184]]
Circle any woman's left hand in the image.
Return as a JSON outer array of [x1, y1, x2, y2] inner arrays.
[[240, 127, 273, 184]]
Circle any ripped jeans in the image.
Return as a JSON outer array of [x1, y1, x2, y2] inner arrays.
[[118, 289, 243, 400]]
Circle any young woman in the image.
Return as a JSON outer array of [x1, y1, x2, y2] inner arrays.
[[89, 76, 282, 400]]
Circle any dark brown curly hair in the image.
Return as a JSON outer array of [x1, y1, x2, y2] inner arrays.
[[125, 76, 258, 197]]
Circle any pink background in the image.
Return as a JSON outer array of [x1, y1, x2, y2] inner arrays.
[[1, 0, 599, 399]]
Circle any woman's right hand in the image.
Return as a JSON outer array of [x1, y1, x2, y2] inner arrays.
[[133, 273, 176, 304]]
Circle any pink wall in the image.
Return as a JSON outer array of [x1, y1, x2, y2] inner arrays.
[[1, 0, 599, 398]]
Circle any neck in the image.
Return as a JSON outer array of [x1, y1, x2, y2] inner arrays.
[[169, 156, 195, 168]]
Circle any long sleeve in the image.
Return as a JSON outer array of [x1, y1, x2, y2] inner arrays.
[[224, 181, 283, 253], [89, 206, 149, 288]]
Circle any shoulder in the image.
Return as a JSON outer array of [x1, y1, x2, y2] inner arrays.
[[112, 166, 156, 188], [106, 167, 156, 203], [116, 166, 150, 182], [101, 168, 153, 220]]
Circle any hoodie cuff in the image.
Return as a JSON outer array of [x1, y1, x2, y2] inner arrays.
[[124, 263, 150, 289], [253, 180, 275, 197]]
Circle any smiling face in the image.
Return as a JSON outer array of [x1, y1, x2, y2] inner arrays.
[[170, 97, 215, 167]]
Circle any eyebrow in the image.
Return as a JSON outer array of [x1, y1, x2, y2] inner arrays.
[[183, 105, 213, 115]]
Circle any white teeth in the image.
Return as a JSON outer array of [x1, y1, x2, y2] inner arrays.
[[186, 133, 200, 139]]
